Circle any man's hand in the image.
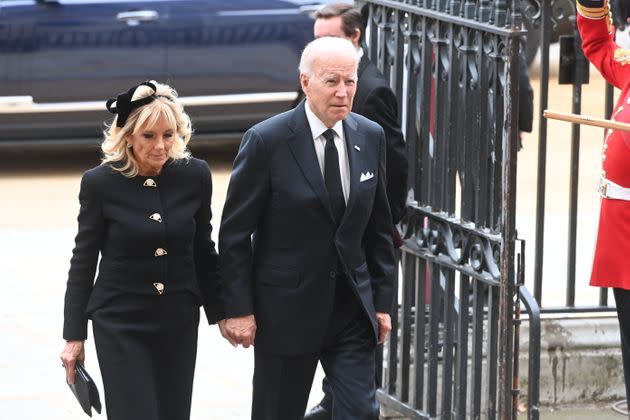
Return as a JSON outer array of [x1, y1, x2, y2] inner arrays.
[[219, 315, 257, 348], [375, 312, 392, 344], [60, 340, 85, 384]]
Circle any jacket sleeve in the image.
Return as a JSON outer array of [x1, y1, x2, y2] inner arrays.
[[364, 129, 397, 314], [63, 170, 105, 341], [219, 128, 270, 318], [361, 86, 408, 224], [577, 0, 630, 89], [194, 161, 222, 324]]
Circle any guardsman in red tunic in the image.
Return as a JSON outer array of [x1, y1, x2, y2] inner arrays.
[[578, 0, 630, 406]]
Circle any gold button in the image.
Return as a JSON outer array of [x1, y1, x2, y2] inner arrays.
[[144, 178, 157, 187], [154, 248, 167, 257], [149, 213, 162, 223], [153, 282, 165, 295]]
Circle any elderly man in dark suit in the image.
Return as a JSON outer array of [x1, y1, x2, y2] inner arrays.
[[218, 36, 396, 420], [304, 4, 408, 419]]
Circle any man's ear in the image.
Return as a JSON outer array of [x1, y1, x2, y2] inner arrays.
[[300, 73, 309, 93], [351, 29, 362, 48]]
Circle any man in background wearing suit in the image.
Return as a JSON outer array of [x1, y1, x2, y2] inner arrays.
[[218, 36, 396, 420], [305, 4, 408, 419]]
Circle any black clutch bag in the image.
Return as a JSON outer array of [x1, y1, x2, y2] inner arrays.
[[67, 363, 102, 417]]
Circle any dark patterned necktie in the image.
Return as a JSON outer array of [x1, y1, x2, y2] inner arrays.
[[323, 129, 345, 226]]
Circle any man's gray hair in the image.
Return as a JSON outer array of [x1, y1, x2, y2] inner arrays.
[[299, 36, 359, 77]]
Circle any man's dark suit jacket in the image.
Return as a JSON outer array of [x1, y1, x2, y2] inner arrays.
[[353, 56, 408, 224], [219, 101, 397, 355], [63, 158, 222, 341]]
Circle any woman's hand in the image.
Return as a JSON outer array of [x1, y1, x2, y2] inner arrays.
[[60, 340, 85, 384]]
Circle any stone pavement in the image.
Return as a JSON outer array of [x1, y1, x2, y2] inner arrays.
[[530, 407, 625, 419], [0, 227, 326, 419]]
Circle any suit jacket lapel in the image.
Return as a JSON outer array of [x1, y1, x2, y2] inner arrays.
[[341, 114, 364, 226], [287, 102, 334, 221]]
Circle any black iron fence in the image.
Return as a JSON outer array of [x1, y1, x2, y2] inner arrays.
[[358, 0, 627, 417], [357, 0, 541, 418]]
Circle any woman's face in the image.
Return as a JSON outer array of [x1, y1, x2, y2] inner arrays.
[[127, 113, 175, 176]]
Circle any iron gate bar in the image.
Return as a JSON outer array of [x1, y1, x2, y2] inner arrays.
[[387, 266, 399, 396], [498, 33, 520, 420], [533, 0, 552, 306], [470, 281, 487, 418], [454, 274, 470, 420], [426, 263, 441, 416], [519, 286, 541, 420], [400, 251, 414, 403], [566, 27, 586, 308], [599, 82, 615, 308], [441, 270, 455, 419], [414, 257, 428, 410]]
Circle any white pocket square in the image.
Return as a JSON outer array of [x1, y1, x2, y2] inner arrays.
[[360, 172, 374, 182]]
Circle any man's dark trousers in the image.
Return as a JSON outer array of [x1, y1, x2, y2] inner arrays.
[[252, 271, 379, 420]]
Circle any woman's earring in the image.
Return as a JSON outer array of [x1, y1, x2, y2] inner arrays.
[[126, 143, 132, 149]]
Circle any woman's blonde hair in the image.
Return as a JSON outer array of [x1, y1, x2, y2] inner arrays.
[[101, 81, 192, 177]]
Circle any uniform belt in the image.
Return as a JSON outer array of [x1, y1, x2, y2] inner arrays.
[[599, 178, 630, 200]]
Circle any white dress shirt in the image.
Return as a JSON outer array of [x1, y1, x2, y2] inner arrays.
[[304, 101, 350, 203]]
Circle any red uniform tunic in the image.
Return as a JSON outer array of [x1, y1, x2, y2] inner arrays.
[[578, 3, 630, 289]]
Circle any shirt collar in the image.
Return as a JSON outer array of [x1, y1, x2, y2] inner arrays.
[[304, 101, 344, 141]]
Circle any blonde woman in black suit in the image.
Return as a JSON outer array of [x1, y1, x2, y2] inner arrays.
[[59, 80, 222, 420]]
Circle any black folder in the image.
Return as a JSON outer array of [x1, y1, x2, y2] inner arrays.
[[67, 363, 102, 417]]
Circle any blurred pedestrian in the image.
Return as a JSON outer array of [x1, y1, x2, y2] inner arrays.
[[611, 0, 630, 30], [60, 80, 222, 420], [218, 36, 396, 420], [517, 45, 534, 150], [577, 0, 630, 410]]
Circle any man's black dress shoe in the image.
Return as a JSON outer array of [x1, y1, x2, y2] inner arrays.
[[303, 403, 332, 420]]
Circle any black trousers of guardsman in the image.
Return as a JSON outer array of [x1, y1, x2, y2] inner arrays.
[[91, 292, 199, 420]]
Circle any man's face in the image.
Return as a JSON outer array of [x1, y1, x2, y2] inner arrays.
[[314, 16, 360, 48], [300, 52, 357, 128]]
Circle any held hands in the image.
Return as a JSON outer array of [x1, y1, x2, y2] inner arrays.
[[60, 340, 85, 384], [375, 312, 392, 344], [219, 315, 257, 348]]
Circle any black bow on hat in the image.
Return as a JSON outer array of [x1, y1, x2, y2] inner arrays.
[[106, 81, 158, 127]]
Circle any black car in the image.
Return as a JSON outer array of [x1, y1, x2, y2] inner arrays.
[[0, 0, 337, 148]]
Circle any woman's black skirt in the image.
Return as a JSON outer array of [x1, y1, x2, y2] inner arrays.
[[91, 292, 200, 420]]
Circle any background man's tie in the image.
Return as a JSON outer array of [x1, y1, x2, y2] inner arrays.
[[323, 129, 345, 226]]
